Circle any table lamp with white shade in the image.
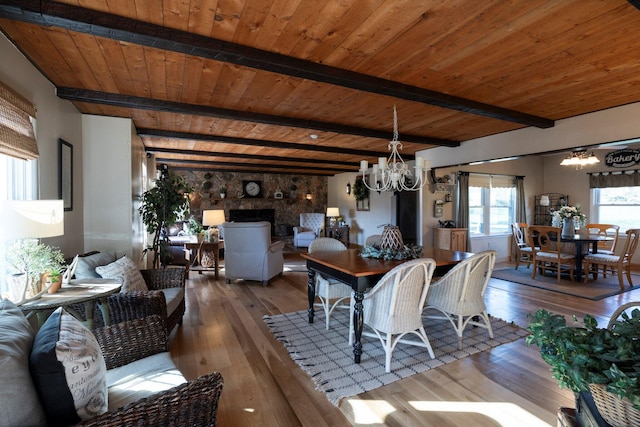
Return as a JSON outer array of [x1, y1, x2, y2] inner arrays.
[[326, 207, 340, 227], [203, 209, 225, 242], [0, 200, 65, 304]]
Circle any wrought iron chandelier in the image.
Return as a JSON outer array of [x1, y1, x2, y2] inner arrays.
[[358, 106, 430, 192]]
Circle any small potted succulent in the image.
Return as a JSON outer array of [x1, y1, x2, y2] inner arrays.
[[526, 308, 640, 426], [219, 185, 227, 199]]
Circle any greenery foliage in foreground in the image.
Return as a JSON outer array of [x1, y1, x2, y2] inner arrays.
[[526, 308, 640, 409]]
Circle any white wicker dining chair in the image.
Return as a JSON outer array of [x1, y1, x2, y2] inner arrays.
[[423, 250, 497, 350], [308, 237, 352, 330], [348, 258, 437, 373]]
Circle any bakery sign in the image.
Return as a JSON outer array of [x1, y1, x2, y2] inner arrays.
[[604, 149, 640, 168]]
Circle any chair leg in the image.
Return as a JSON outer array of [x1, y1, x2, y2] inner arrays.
[[384, 332, 393, 373], [618, 268, 626, 290], [626, 267, 634, 287]]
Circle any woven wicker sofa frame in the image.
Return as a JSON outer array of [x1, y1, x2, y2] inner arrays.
[[76, 315, 223, 427], [74, 267, 186, 334]]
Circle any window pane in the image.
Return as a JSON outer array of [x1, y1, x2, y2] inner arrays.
[[595, 186, 640, 233], [469, 207, 484, 234], [490, 206, 512, 234]]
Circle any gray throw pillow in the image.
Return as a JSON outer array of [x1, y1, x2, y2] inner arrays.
[[0, 299, 47, 427], [74, 251, 118, 279]]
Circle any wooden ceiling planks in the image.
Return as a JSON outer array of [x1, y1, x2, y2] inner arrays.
[[2, 0, 640, 174]]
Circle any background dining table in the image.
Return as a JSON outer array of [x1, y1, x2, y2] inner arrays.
[[560, 233, 614, 281]]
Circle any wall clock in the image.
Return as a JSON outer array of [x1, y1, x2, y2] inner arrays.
[[243, 180, 262, 198]]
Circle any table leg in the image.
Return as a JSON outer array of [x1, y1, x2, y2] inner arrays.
[[184, 248, 190, 279], [307, 269, 316, 323], [214, 246, 219, 280], [352, 290, 364, 364], [83, 301, 95, 330], [574, 242, 585, 282], [97, 297, 111, 326]]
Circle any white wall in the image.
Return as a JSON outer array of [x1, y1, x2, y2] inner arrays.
[[82, 115, 145, 262], [0, 33, 84, 257]]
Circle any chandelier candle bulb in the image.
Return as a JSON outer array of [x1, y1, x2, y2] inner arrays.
[[378, 157, 387, 169], [415, 157, 424, 168], [360, 160, 368, 172]]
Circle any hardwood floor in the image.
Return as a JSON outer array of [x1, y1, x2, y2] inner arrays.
[[169, 254, 640, 426]]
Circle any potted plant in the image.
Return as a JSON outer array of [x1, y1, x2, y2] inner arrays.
[[290, 177, 298, 199], [526, 308, 640, 426], [186, 216, 205, 242], [139, 170, 193, 268], [5, 240, 66, 303], [201, 172, 213, 192], [219, 185, 227, 199]]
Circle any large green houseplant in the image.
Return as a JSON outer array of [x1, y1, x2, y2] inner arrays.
[[139, 170, 192, 268], [526, 308, 640, 418]]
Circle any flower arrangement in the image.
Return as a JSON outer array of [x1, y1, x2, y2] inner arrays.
[[552, 205, 587, 227]]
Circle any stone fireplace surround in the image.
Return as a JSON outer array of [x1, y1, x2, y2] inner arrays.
[[229, 208, 276, 236]]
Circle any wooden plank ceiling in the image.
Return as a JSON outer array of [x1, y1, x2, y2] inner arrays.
[[1, 0, 640, 175]]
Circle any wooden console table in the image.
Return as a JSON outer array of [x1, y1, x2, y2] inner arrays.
[[184, 241, 224, 279], [325, 225, 350, 246]]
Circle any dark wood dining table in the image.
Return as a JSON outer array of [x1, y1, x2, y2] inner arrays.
[[560, 233, 614, 281], [300, 247, 474, 364]]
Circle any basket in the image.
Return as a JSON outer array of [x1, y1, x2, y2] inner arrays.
[[589, 383, 640, 427], [380, 225, 403, 250]]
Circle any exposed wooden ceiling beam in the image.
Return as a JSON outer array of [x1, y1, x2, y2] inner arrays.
[[0, 0, 554, 129], [58, 87, 453, 146], [147, 146, 357, 169], [156, 158, 338, 175], [139, 129, 393, 159]]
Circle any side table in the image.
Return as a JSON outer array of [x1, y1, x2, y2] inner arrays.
[[184, 241, 224, 279], [19, 279, 122, 331], [325, 225, 350, 246]]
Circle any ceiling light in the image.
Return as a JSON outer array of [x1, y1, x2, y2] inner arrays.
[[560, 150, 600, 169], [358, 106, 430, 192]]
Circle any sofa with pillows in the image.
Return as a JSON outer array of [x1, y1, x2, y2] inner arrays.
[[72, 251, 186, 333], [0, 299, 223, 426]]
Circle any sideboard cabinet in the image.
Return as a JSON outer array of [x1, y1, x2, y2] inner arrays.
[[434, 228, 468, 252]]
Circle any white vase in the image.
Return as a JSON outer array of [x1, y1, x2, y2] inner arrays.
[[561, 217, 574, 238]]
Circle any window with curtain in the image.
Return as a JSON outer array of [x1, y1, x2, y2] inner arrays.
[[468, 174, 515, 236], [589, 170, 640, 232]]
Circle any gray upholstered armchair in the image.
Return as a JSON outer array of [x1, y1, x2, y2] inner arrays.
[[222, 221, 285, 286], [293, 213, 325, 247]]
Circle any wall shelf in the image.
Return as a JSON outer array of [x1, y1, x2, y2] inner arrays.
[[534, 193, 569, 225]]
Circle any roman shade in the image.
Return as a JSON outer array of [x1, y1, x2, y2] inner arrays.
[[0, 80, 37, 160]]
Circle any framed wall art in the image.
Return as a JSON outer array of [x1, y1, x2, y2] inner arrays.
[[58, 138, 73, 211]]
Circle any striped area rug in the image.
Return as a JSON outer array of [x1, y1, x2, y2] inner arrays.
[[264, 308, 527, 406]]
